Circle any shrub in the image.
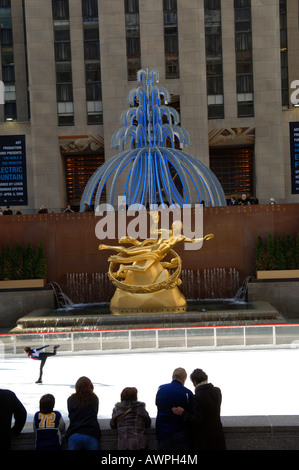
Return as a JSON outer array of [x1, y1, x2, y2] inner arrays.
[[285, 234, 296, 270], [275, 235, 286, 270], [34, 241, 47, 279], [265, 234, 276, 270], [256, 233, 298, 271], [11, 243, 24, 280], [3, 243, 13, 280], [22, 242, 35, 279]]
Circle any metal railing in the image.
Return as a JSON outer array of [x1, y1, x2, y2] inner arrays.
[[1, 323, 299, 356]]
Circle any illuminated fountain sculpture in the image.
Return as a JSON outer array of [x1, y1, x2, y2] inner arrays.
[[80, 68, 225, 314], [80, 68, 226, 209]]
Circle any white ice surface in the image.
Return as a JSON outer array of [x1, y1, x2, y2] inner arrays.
[[1, 348, 299, 423]]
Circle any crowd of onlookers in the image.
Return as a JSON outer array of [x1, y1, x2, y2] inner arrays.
[[0, 195, 278, 217], [0, 367, 226, 452]]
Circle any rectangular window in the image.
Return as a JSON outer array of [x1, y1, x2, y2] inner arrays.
[[52, 0, 74, 125], [234, 0, 254, 117], [65, 154, 105, 206], [82, 0, 103, 124], [210, 147, 254, 197], [204, 0, 224, 119], [163, 0, 179, 79], [124, 0, 141, 80]]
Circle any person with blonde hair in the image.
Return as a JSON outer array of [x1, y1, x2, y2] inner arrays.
[[66, 376, 101, 450]]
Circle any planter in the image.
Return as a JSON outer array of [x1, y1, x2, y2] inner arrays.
[[0, 279, 46, 289], [256, 270, 299, 280]]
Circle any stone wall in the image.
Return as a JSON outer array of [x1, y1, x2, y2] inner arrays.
[[10, 416, 299, 451], [248, 279, 299, 319], [0, 289, 55, 328], [0, 204, 298, 303]]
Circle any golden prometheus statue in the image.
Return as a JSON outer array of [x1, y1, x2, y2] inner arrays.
[[99, 212, 214, 314]]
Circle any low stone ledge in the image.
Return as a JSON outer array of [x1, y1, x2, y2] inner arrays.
[[10, 416, 299, 451], [0, 289, 55, 328]]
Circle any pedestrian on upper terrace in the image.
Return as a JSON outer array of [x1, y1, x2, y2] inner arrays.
[[172, 368, 226, 451], [38, 204, 48, 214], [155, 367, 193, 451], [110, 386, 151, 451], [83, 202, 92, 212], [0, 388, 27, 450], [3, 205, 13, 214], [0, 207, 3, 215], [229, 197, 238, 206], [238, 194, 251, 205], [63, 204, 73, 213]]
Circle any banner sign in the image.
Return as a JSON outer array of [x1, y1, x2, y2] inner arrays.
[[0, 135, 28, 206], [289, 122, 299, 194]]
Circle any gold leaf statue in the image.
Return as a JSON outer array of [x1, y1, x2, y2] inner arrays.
[[99, 212, 214, 314]]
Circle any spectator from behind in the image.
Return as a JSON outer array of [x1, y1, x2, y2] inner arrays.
[[155, 367, 193, 451], [172, 368, 226, 451], [33, 393, 65, 450], [110, 386, 151, 451], [66, 376, 101, 450], [0, 388, 27, 450]]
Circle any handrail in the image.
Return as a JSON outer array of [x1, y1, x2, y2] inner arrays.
[[1, 323, 299, 356]]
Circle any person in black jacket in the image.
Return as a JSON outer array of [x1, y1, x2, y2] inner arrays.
[[66, 376, 101, 450], [172, 368, 226, 451], [0, 389, 27, 450]]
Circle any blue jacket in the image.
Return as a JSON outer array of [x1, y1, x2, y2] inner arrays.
[[33, 410, 65, 450], [27, 345, 48, 360], [155, 380, 193, 440]]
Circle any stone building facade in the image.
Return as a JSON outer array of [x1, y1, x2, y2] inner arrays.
[[0, 0, 298, 213]]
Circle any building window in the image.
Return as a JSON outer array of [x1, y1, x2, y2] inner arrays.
[[65, 154, 105, 206], [124, 0, 141, 80], [234, 0, 254, 117], [279, 0, 289, 108], [0, 0, 17, 121], [52, 0, 74, 125], [163, 0, 179, 79], [82, 0, 103, 124], [204, 0, 224, 119], [210, 147, 254, 197]]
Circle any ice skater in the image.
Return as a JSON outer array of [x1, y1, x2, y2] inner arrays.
[[24, 344, 60, 384]]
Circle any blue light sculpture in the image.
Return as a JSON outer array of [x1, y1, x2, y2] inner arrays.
[[80, 68, 226, 210]]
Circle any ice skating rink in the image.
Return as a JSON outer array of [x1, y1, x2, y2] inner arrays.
[[1, 348, 299, 422]]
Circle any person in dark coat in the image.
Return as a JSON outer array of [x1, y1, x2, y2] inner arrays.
[[172, 368, 226, 451], [110, 387, 151, 451], [155, 367, 193, 451], [66, 376, 101, 450], [0, 389, 27, 450]]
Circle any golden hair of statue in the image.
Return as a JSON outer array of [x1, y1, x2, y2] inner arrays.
[[99, 212, 214, 314]]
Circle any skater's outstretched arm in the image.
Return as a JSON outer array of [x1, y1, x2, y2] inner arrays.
[[36, 345, 49, 351]]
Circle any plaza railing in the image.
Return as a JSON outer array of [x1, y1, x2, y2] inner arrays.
[[1, 323, 299, 356]]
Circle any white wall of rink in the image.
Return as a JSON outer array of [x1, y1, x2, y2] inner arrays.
[[1, 348, 299, 423]]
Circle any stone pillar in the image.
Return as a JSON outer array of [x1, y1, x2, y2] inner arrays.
[[25, 0, 64, 212], [251, 0, 285, 202]]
